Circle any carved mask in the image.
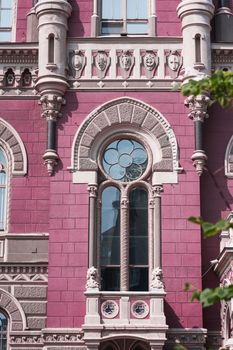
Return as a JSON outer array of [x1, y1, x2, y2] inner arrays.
[[168, 53, 180, 71], [96, 52, 107, 71], [144, 53, 156, 71]]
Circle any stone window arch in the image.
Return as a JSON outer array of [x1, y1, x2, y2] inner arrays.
[[0, 309, 8, 350], [225, 135, 233, 178], [0, 288, 27, 332], [71, 97, 180, 186], [0, 118, 27, 176]]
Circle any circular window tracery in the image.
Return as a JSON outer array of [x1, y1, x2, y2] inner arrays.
[[102, 139, 148, 182]]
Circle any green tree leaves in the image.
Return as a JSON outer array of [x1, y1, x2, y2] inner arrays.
[[188, 217, 233, 237], [181, 70, 233, 108]]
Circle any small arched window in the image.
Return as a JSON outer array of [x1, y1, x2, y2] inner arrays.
[[0, 148, 7, 231], [48, 34, 55, 64], [0, 310, 8, 350], [195, 34, 201, 63], [99, 138, 150, 291]]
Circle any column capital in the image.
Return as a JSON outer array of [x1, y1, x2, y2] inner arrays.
[[152, 185, 164, 197], [185, 94, 210, 122], [39, 93, 65, 121], [88, 184, 98, 198]]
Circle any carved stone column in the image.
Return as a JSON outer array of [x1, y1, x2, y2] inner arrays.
[[35, 0, 72, 175], [152, 185, 163, 272], [185, 94, 210, 175], [88, 184, 98, 268], [120, 196, 129, 291], [40, 93, 65, 175]]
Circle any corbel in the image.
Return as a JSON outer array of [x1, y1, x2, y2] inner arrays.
[[39, 93, 65, 175], [185, 94, 210, 175]]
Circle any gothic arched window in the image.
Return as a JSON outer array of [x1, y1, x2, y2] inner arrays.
[[99, 138, 150, 291], [0, 311, 8, 350], [0, 148, 7, 231]]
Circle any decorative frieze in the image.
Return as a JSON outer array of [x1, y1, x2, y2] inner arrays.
[[165, 328, 207, 350]]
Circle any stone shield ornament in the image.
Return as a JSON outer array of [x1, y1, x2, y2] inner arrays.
[[143, 51, 159, 79], [95, 51, 110, 79], [119, 50, 135, 79], [69, 50, 86, 79]]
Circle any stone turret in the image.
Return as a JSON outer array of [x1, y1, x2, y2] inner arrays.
[[177, 0, 215, 82], [177, 0, 215, 176], [35, 0, 72, 175]]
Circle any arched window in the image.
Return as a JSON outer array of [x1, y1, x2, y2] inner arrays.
[[0, 310, 8, 350], [99, 138, 150, 291], [0, 148, 7, 231]]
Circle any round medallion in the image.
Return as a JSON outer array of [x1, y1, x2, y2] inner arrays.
[[101, 300, 119, 318], [131, 300, 149, 319], [102, 139, 148, 182]]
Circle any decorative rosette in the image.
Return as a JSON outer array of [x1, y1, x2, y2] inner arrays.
[[102, 139, 148, 182]]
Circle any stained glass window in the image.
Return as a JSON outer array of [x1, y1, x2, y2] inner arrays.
[[102, 139, 148, 182]]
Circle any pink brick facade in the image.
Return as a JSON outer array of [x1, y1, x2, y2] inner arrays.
[[0, 0, 232, 349]]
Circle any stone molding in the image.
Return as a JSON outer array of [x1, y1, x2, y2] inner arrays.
[[165, 328, 207, 349], [71, 97, 179, 180], [0, 288, 27, 331], [0, 118, 27, 175], [225, 135, 233, 178]]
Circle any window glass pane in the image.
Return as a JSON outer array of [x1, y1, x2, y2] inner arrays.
[[102, 139, 148, 182], [2, 0, 12, 9], [101, 22, 123, 35], [0, 10, 12, 27], [129, 267, 148, 291], [0, 311, 7, 350], [129, 188, 148, 265], [101, 267, 120, 291], [127, 0, 148, 19], [100, 187, 120, 265], [102, 0, 122, 19], [0, 31, 11, 41], [127, 23, 148, 34]]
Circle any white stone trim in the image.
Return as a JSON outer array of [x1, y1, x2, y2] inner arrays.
[[225, 135, 233, 178], [0, 118, 27, 176], [0, 287, 27, 331], [70, 97, 179, 185]]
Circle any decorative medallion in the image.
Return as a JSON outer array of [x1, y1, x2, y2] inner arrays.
[[102, 139, 148, 182], [131, 300, 149, 319], [119, 50, 135, 79], [143, 51, 159, 79], [101, 300, 119, 318], [69, 50, 86, 79]]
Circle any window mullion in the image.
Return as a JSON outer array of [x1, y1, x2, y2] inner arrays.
[[120, 188, 129, 291], [123, 0, 127, 34]]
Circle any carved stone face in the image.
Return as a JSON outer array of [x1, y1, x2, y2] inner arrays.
[[121, 52, 132, 70], [96, 52, 107, 71], [73, 51, 83, 70], [144, 53, 156, 71], [168, 53, 180, 71]]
